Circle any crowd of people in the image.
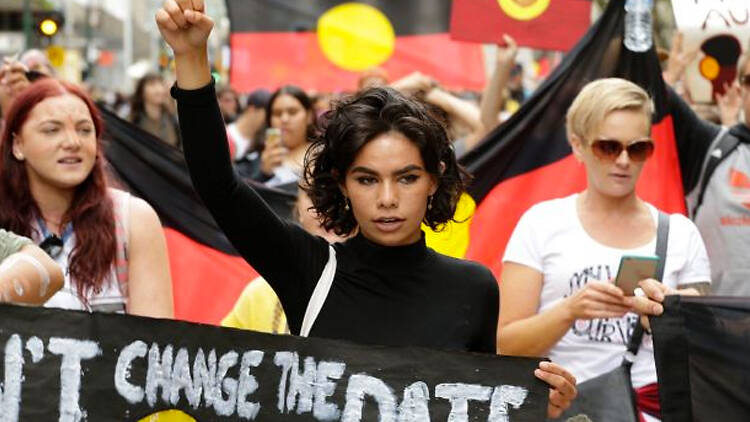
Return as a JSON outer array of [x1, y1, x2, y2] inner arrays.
[[0, 0, 748, 420]]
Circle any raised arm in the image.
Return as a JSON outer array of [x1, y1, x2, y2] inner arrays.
[[423, 87, 484, 150], [479, 35, 518, 138], [155, 0, 328, 324]]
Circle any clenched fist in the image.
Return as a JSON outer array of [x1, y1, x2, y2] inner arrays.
[[155, 0, 214, 57]]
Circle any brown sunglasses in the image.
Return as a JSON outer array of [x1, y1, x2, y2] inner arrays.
[[741, 74, 750, 87], [590, 139, 655, 162]]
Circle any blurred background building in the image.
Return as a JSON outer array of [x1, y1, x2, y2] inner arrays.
[[0, 0, 230, 91], [0, 0, 678, 95]]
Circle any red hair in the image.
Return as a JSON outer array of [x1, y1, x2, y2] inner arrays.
[[0, 78, 116, 304]]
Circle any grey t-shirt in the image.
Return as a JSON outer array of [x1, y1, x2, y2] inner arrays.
[[0, 229, 33, 262], [693, 141, 750, 295]]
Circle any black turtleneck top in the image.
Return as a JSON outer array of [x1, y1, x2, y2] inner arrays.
[[171, 82, 498, 354]]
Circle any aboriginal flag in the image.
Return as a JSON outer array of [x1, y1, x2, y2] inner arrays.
[[451, 0, 592, 51], [100, 108, 296, 324], [460, 0, 686, 276], [652, 295, 750, 421], [226, 0, 485, 92]]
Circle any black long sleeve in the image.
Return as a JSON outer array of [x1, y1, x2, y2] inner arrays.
[[172, 81, 329, 327], [172, 81, 498, 354], [668, 87, 722, 194]]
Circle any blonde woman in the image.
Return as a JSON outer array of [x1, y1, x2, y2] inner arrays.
[[498, 78, 711, 421]]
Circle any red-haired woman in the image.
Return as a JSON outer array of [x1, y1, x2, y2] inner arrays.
[[0, 78, 173, 317]]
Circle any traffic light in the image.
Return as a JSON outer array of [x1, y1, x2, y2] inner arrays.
[[36, 11, 64, 37]]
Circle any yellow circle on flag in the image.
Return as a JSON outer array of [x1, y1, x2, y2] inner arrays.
[[138, 410, 197, 422], [497, 0, 551, 21], [699, 56, 720, 80], [317, 3, 395, 72]]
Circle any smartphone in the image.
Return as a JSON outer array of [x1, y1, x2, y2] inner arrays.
[[265, 128, 281, 148], [614, 255, 659, 296]]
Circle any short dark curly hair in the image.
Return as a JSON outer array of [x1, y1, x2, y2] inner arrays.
[[303, 87, 469, 236]]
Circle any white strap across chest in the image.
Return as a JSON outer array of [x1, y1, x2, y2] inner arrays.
[[300, 245, 337, 337]]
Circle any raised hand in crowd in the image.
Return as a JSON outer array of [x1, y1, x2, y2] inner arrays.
[[0, 58, 31, 113], [479, 34, 519, 137], [389, 71, 434, 95], [155, 0, 213, 89], [662, 32, 698, 87], [392, 70, 484, 154], [716, 81, 742, 127]]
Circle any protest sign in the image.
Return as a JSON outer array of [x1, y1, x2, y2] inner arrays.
[[672, 0, 750, 103], [0, 304, 547, 421]]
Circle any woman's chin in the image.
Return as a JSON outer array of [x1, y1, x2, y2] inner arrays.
[[362, 225, 421, 247]]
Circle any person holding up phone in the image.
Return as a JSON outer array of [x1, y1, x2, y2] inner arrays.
[[498, 79, 710, 421], [258, 86, 315, 188]]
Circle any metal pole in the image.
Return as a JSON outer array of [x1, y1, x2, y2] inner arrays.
[[84, 1, 92, 78], [23, 0, 32, 50]]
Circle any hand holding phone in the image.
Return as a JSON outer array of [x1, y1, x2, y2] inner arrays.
[[260, 128, 287, 176], [614, 255, 659, 296], [265, 128, 281, 148]]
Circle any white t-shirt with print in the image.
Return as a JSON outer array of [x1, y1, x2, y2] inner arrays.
[[503, 194, 710, 388]]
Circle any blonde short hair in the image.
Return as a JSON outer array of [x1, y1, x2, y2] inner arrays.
[[566, 78, 654, 145]]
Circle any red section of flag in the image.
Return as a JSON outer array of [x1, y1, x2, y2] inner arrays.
[[466, 116, 686, 277], [230, 32, 485, 92], [165, 228, 256, 324], [450, 0, 591, 51]]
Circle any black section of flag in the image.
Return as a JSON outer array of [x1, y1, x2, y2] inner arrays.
[[99, 105, 296, 255], [460, 0, 667, 203], [226, 0, 450, 35], [652, 295, 750, 422]]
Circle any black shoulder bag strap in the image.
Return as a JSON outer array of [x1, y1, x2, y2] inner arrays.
[[692, 129, 740, 218], [623, 211, 670, 367]]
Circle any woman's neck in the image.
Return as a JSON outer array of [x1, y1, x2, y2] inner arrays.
[[579, 188, 642, 217], [30, 181, 74, 235], [284, 143, 309, 169], [144, 102, 162, 120]]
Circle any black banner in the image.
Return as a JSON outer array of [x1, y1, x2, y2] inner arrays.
[[0, 305, 547, 421], [652, 295, 750, 422]]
